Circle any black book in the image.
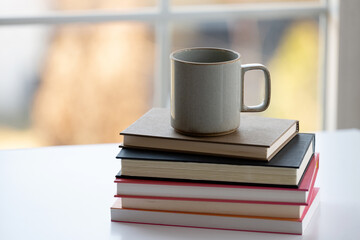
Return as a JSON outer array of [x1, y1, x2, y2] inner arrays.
[[117, 133, 315, 187]]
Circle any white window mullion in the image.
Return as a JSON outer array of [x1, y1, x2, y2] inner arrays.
[[154, 0, 171, 107], [324, 0, 339, 131], [0, 9, 158, 25], [170, 2, 327, 21], [0, 2, 327, 26], [319, 0, 330, 130]]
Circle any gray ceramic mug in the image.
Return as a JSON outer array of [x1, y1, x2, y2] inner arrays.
[[170, 47, 271, 136]]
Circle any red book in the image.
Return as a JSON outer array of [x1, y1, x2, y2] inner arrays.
[[115, 153, 319, 204], [111, 188, 320, 235]]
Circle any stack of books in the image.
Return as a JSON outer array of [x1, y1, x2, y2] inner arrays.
[[111, 108, 320, 235]]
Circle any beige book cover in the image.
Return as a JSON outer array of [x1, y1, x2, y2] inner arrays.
[[121, 108, 299, 160]]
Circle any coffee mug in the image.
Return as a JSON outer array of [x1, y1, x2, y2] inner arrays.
[[170, 47, 271, 136]]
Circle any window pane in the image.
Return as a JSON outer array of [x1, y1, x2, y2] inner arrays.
[[172, 18, 321, 132], [0, 23, 155, 149], [0, 0, 157, 15], [172, 0, 320, 6]]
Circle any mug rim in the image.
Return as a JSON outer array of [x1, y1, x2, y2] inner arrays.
[[170, 47, 241, 65]]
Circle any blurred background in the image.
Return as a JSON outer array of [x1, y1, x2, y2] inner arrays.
[[0, 0, 324, 149]]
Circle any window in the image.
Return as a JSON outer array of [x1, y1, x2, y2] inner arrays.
[[0, 0, 357, 149]]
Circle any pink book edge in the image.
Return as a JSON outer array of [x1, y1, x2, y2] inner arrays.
[[110, 220, 302, 235], [111, 188, 320, 235], [114, 165, 319, 206], [112, 188, 319, 221], [115, 193, 309, 206]]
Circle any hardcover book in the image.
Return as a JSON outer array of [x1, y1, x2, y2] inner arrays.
[[111, 188, 320, 235], [118, 133, 315, 186], [115, 153, 319, 204], [120, 108, 299, 160], [119, 184, 317, 218]]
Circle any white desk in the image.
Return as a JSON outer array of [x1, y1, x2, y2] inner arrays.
[[0, 129, 359, 239]]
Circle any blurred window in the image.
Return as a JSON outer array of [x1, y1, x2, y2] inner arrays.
[[0, 0, 328, 149]]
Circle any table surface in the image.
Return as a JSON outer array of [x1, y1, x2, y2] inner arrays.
[[1, 129, 360, 240]]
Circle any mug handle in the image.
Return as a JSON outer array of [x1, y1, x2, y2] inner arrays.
[[240, 63, 271, 112]]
